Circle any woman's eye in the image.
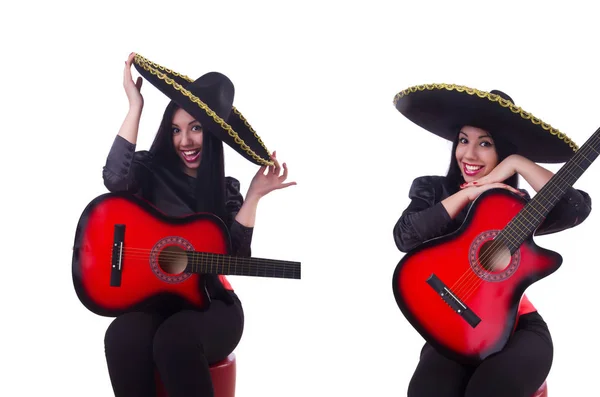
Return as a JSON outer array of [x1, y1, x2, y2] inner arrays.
[[192, 125, 203, 132], [172, 128, 180, 134]]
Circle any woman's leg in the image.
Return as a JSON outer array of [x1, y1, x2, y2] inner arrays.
[[465, 312, 553, 397], [104, 311, 166, 397], [153, 294, 244, 397], [407, 342, 472, 397]]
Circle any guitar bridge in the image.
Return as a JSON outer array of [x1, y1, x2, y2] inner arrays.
[[110, 224, 125, 287], [426, 274, 481, 328]]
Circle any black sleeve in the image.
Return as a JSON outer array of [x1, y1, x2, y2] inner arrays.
[[225, 177, 253, 257], [102, 135, 149, 193], [529, 186, 592, 236], [393, 176, 455, 253]]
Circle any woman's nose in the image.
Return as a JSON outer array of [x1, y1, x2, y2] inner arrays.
[[181, 132, 192, 146], [464, 144, 478, 160]]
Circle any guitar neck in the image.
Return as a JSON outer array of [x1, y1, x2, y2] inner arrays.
[[186, 251, 301, 280], [499, 126, 600, 252]]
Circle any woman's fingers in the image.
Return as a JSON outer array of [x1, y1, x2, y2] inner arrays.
[[279, 162, 289, 181]]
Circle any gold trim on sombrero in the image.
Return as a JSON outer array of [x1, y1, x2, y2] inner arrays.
[[136, 54, 195, 86], [393, 83, 579, 152], [134, 54, 274, 166], [231, 107, 270, 154]]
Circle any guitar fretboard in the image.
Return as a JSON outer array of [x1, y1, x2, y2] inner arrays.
[[187, 251, 301, 280], [497, 126, 600, 253]]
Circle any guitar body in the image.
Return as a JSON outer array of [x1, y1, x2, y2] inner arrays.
[[72, 193, 231, 317], [392, 189, 563, 364]]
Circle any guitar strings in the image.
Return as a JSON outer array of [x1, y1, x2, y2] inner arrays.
[[106, 247, 301, 275], [107, 254, 301, 278], [458, 133, 599, 302], [112, 247, 300, 267], [113, 252, 301, 270], [451, 131, 599, 296], [457, 132, 599, 301], [451, 211, 532, 298], [444, 131, 599, 305], [456, 133, 598, 301], [449, 191, 543, 298], [113, 246, 300, 264], [102, 255, 299, 278]]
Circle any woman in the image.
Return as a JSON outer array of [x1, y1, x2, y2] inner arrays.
[[392, 85, 591, 397], [101, 53, 296, 397]]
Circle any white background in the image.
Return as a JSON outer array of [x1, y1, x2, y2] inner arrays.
[[2, 1, 599, 396]]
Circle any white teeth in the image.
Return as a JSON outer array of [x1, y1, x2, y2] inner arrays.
[[183, 150, 199, 156], [465, 164, 483, 171]]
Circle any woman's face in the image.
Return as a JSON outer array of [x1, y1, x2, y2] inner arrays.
[[172, 108, 203, 176], [455, 126, 499, 182]]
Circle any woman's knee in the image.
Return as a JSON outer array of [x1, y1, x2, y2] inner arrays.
[[152, 311, 204, 364], [104, 312, 163, 356], [152, 307, 242, 364]]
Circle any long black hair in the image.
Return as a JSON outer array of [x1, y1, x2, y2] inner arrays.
[[149, 101, 227, 221], [445, 127, 519, 193]]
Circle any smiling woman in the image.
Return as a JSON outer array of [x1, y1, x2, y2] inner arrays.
[[455, 126, 498, 180], [99, 52, 297, 397], [391, 84, 592, 397], [171, 108, 204, 173]]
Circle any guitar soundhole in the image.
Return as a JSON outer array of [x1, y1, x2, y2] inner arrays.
[[469, 230, 520, 282], [150, 237, 194, 284], [158, 246, 188, 275], [478, 241, 511, 273]]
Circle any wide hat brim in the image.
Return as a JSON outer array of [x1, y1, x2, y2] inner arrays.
[[393, 84, 578, 163], [133, 54, 273, 166]]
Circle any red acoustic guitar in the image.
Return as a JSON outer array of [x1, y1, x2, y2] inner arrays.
[[72, 193, 301, 317], [392, 126, 599, 365]]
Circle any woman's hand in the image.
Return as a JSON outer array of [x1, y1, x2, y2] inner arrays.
[[246, 151, 297, 201], [464, 154, 555, 194], [462, 155, 524, 188], [234, 151, 296, 228], [123, 52, 143, 110], [460, 182, 525, 202]]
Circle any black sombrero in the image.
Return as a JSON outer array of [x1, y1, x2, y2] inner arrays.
[[133, 53, 273, 166], [393, 83, 578, 163]]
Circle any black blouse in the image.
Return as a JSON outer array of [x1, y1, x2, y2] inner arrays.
[[393, 175, 592, 253], [102, 135, 253, 257]]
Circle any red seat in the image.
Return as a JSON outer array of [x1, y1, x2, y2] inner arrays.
[[532, 380, 548, 397], [155, 353, 236, 397], [473, 379, 546, 396]]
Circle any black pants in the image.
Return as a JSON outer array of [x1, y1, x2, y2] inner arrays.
[[407, 311, 553, 397], [104, 292, 244, 397]]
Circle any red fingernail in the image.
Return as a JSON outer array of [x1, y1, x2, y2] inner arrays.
[[473, 182, 478, 185]]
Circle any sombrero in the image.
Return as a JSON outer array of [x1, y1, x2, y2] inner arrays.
[[133, 53, 273, 166], [393, 83, 578, 163]]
